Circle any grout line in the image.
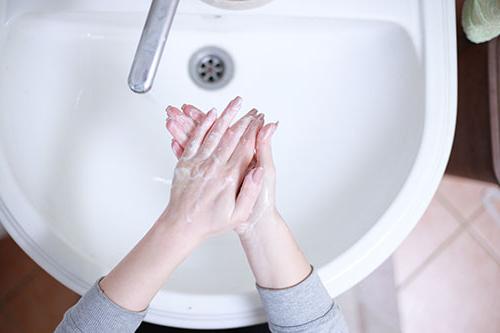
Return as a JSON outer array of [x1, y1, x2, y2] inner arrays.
[[354, 288, 367, 333], [466, 223, 500, 266], [396, 225, 463, 291], [439, 191, 500, 265], [396, 200, 485, 291], [435, 192, 484, 225]]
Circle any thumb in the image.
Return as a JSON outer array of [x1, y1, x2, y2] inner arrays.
[[232, 167, 264, 224], [256, 122, 278, 168]]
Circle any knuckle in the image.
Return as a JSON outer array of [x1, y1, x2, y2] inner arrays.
[[210, 154, 221, 165], [205, 132, 219, 146], [202, 160, 218, 176], [177, 159, 190, 169]]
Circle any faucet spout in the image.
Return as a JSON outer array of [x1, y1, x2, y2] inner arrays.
[[128, 0, 180, 94]]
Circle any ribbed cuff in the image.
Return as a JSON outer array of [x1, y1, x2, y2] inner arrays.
[[256, 266, 334, 327], [66, 279, 147, 333]]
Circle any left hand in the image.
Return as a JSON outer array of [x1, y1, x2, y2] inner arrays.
[[163, 97, 265, 240], [166, 97, 280, 239]]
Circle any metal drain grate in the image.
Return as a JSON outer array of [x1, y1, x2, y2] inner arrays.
[[198, 55, 225, 83], [189, 46, 234, 90]]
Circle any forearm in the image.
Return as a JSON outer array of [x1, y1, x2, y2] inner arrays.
[[100, 215, 201, 311], [241, 214, 349, 332], [239, 212, 311, 289], [56, 215, 200, 333]]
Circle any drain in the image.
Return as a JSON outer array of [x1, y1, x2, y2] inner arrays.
[[189, 46, 234, 90]]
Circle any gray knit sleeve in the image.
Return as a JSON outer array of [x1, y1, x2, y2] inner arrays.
[[256, 266, 349, 333], [54, 279, 146, 333]]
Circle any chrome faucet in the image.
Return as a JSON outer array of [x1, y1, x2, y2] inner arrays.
[[128, 0, 180, 94]]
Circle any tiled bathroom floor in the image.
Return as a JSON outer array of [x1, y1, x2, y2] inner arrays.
[[0, 175, 499, 332], [393, 176, 500, 333]]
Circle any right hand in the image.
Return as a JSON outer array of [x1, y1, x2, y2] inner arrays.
[[162, 99, 266, 242], [167, 98, 312, 290], [165, 97, 280, 240]]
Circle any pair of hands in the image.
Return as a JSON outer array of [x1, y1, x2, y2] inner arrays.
[[162, 96, 279, 241], [99, 97, 309, 310]]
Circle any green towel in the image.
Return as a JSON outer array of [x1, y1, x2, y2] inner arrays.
[[462, 0, 500, 43]]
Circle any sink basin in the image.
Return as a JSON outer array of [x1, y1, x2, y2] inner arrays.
[[0, 0, 457, 329]]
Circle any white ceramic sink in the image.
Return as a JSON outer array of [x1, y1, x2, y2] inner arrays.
[[0, 0, 456, 328]]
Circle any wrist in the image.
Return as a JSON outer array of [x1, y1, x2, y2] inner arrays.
[[99, 213, 203, 312], [237, 210, 311, 289], [238, 209, 286, 244], [156, 212, 205, 249]]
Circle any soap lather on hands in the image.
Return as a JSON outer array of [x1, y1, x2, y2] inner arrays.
[[166, 96, 279, 238], [95, 97, 269, 313], [167, 97, 312, 291], [163, 97, 268, 240]]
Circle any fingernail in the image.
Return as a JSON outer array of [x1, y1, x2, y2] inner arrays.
[[253, 167, 264, 182], [208, 108, 217, 119], [233, 96, 242, 107], [269, 123, 278, 136], [248, 109, 258, 116], [262, 123, 277, 141], [181, 104, 187, 110]]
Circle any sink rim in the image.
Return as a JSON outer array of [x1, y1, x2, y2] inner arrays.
[[0, 0, 457, 329]]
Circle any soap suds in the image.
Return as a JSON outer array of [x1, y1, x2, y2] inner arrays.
[[236, 186, 273, 237], [224, 175, 236, 185], [152, 176, 172, 186]]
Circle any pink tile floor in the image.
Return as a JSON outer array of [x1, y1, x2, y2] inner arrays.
[[394, 176, 500, 333]]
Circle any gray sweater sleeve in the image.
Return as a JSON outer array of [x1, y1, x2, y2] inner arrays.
[[54, 279, 146, 333], [55, 267, 347, 333], [256, 266, 349, 333]]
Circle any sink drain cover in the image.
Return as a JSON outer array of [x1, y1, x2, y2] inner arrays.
[[189, 46, 234, 90]]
